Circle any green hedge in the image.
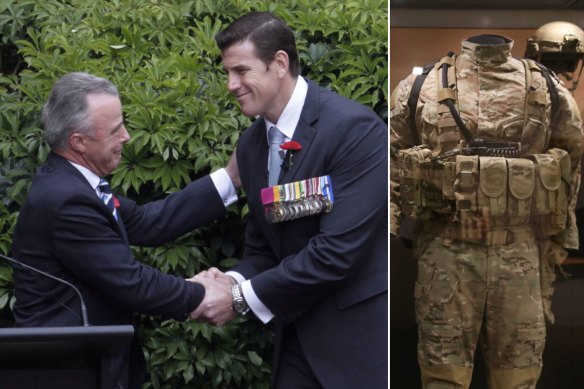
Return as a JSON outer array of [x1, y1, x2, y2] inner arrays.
[[0, 0, 387, 387]]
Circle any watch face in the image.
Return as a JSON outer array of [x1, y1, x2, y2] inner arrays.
[[235, 301, 247, 314], [232, 284, 249, 314]]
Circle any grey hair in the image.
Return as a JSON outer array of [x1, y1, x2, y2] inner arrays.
[[42, 72, 119, 151]]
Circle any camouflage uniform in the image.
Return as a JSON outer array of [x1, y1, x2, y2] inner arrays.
[[390, 36, 584, 388]]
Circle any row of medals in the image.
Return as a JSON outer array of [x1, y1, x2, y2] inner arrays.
[[265, 176, 334, 223], [268, 196, 333, 223]]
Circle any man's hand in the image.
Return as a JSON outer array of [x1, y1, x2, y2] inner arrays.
[[197, 267, 237, 286], [225, 147, 241, 190], [187, 275, 236, 326]]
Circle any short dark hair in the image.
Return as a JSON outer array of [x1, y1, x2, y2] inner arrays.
[[215, 11, 300, 77]]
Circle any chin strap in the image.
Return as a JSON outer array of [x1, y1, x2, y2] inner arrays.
[[562, 58, 584, 91]]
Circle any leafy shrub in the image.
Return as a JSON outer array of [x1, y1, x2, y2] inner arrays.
[[0, 0, 387, 387]]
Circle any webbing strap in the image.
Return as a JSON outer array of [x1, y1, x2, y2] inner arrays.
[[436, 52, 475, 145], [407, 64, 434, 145], [521, 59, 533, 132], [423, 220, 534, 245], [538, 63, 560, 130]]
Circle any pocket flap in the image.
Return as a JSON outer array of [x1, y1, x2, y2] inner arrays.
[[533, 154, 561, 191], [421, 322, 462, 338], [479, 157, 507, 197], [507, 158, 535, 200], [547, 148, 571, 183], [517, 325, 546, 341]]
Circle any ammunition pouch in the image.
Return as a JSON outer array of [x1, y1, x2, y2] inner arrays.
[[529, 148, 571, 238], [397, 146, 453, 218], [399, 148, 571, 245], [477, 157, 507, 230], [506, 158, 536, 227]]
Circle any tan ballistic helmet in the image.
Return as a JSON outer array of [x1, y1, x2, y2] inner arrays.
[[525, 21, 584, 90]]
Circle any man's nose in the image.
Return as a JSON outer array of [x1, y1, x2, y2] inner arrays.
[[120, 125, 131, 143], [227, 74, 240, 92]]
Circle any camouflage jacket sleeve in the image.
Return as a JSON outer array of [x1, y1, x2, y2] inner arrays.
[[389, 74, 418, 237], [548, 85, 584, 249]]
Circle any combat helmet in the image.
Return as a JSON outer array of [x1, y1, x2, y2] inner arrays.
[[525, 21, 584, 91]]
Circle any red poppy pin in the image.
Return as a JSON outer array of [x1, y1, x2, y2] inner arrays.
[[113, 196, 120, 208], [279, 141, 302, 170]]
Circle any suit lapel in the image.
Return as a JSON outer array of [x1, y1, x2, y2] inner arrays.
[[247, 117, 270, 188], [278, 120, 316, 184], [245, 118, 285, 248], [279, 79, 320, 184], [116, 210, 129, 245], [47, 153, 129, 243]]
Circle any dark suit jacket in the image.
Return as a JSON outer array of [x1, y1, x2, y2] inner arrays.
[[234, 78, 388, 388], [11, 152, 226, 389]]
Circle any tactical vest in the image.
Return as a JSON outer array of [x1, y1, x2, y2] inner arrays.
[[398, 54, 571, 244]]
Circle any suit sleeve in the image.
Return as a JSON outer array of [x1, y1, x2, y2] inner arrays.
[[244, 111, 388, 319], [119, 175, 226, 246], [50, 194, 206, 320]]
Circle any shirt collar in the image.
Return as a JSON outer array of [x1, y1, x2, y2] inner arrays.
[[68, 161, 101, 191], [461, 35, 513, 65], [265, 77, 308, 141]]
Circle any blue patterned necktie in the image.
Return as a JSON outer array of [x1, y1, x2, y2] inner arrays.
[[98, 179, 118, 220], [268, 126, 285, 186]]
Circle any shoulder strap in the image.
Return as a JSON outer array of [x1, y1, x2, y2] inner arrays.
[[522, 59, 560, 129], [407, 63, 434, 145], [538, 63, 560, 129]]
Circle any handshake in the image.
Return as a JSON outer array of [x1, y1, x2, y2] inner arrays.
[[186, 267, 239, 326]]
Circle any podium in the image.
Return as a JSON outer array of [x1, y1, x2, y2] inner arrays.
[[0, 325, 134, 389]]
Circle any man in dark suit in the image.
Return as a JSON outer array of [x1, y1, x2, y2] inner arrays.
[[10, 72, 238, 389], [190, 12, 388, 388]]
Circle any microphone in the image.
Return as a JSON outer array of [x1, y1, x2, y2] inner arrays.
[[0, 253, 90, 326]]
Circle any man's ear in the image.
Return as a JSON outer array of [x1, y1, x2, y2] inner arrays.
[[273, 50, 289, 78], [69, 133, 86, 152]]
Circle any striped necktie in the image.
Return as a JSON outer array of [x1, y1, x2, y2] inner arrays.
[[98, 179, 118, 220], [268, 126, 285, 186]]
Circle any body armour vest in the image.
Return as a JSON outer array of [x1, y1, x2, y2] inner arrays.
[[390, 35, 584, 246]]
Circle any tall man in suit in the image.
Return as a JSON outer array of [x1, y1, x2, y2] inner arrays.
[[10, 72, 238, 389], [190, 12, 388, 388]]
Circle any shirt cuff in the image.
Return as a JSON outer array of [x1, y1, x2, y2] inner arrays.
[[225, 271, 245, 284], [224, 271, 275, 323], [241, 280, 275, 324], [210, 168, 238, 207]]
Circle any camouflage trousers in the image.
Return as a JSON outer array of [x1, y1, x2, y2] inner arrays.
[[414, 233, 546, 389]]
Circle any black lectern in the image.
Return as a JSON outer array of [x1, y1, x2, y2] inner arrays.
[[0, 325, 134, 389]]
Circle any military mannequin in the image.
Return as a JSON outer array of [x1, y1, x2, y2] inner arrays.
[[525, 21, 584, 92], [390, 34, 584, 388], [526, 21, 584, 253]]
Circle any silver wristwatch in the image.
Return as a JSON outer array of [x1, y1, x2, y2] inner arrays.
[[231, 283, 250, 315]]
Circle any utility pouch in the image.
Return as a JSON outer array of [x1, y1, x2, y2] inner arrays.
[[530, 148, 571, 237], [521, 117, 548, 155], [420, 162, 451, 213], [453, 156, 481, 237], [397, 147, 432, 217], [442, 161, 456, 200], [478, 157, 507, 229], [506, 158, 535, 226]]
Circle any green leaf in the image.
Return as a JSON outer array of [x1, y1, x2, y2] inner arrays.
[[247, 351, 263, 366]]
